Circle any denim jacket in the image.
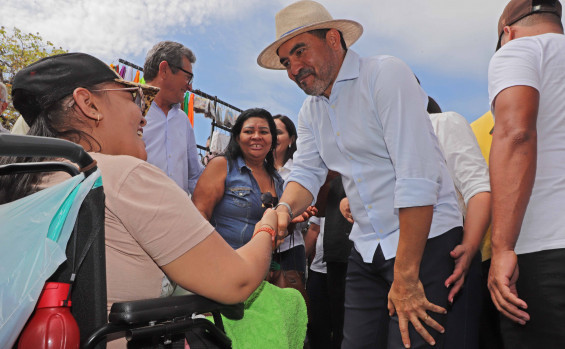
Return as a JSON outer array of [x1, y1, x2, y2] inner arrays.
[[211, 156, 283, 249]]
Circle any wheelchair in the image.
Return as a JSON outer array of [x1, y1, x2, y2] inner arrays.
[[0, 134, 243, 349]]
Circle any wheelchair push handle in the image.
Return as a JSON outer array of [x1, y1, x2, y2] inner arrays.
[[0, 134, 96, 174]]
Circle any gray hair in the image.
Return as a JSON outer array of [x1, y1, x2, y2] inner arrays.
[[143, 41, 196, 82], [0, 82, 8, 103]]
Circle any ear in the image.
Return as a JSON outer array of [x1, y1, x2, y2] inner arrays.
[[158, 60, 170, 78], [73, 87, 104, 122], [326, 28, 342, 50], [290, 135, 296, 145], [503, 26, 515, 42]]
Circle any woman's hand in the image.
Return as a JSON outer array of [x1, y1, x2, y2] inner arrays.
[[258, 208, 282, 249], [339, 197, 354, 223], [444, 243, 476, 303]]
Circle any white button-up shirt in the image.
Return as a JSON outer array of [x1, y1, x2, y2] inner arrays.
[[287, 50, 462, 262], [143, 102, 204, 195]]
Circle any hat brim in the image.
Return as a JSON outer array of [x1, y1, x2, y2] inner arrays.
[[257, 19, 363, 70], [114, 78, 160, 116]]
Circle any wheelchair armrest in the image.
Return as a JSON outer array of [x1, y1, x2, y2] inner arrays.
[[108, 294, 244, 325]]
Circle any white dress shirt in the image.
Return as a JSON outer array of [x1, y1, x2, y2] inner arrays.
[[429, 111, 491, 217], [287, 50, 462, 262], [143, 102, 204, 195]]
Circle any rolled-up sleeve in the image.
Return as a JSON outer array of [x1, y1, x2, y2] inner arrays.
[[374, 57, 441, 208]]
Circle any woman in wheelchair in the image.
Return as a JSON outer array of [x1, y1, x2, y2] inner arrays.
[[0, 53, 280, 347]]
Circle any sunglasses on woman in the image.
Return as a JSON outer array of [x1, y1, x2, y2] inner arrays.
[[92, 86, 145, 112]]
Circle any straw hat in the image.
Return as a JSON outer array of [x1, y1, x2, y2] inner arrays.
[[257, 0, 363, 70]]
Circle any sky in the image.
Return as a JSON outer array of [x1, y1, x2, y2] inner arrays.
[[4, 0, 563, 148]]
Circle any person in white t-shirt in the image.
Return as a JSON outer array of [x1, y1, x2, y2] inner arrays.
[[487, 0, 565, 347]]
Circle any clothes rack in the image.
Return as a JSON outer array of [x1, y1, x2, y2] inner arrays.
[[116, 59, 242, 155]]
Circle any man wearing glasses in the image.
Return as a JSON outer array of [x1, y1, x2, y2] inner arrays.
[[142, 41, 203, 195]]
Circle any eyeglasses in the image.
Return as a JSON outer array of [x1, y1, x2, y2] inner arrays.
[[92, 86, 145, 112], [171, 65, 194, 85]]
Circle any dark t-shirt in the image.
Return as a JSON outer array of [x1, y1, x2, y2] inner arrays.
[[323, 175, 353, 263]]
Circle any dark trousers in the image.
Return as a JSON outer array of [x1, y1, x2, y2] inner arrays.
[[306, 262, 348, 349], [342, 227, 462, 349], [307, 270, 332, 349], [499, 248, 565, 349], [479, 259, 504, 349], [444, 252, 482, 349], [326, 261, 348, 349]]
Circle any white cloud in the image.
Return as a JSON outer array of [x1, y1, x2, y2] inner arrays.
[[4, 0, 262, 61]]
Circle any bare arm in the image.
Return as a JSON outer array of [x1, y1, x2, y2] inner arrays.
[[488, 85, 538, 324], [162, 209, 277, 304], [445, 192, 491, 302], [304, 222, 320, 259], [192, 156, 227, 220], [388, 205, 447, 348]]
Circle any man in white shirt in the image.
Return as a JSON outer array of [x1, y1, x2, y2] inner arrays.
[[257, 1, 463, 348], [142, 41, 203, 195], [487, 0, 565, 347]]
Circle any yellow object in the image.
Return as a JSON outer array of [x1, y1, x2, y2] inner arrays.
[[471, 111, 494, 261]]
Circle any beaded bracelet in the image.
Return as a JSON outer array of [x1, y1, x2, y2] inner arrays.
[[252, 226, 277, 249]]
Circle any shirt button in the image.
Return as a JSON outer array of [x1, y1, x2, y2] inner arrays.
[[379, 229, 383, 233], [349, 155, 353, 160], [168, 155, 171, 158], [331, 105, 335, 109], [336, 132, 340, 136], [368, 205, 372, 209], [357, 178, 362, 183], [377, 238, 381, 242]]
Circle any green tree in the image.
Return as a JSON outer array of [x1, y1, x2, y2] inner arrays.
[[0, 26, 67, 129]]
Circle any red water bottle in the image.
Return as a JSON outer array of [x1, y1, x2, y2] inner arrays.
[[18, 282, 80, 349]]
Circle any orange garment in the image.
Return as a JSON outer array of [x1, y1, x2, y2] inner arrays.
[[133, 71, 140, 83], [188, 93, 194, 127]]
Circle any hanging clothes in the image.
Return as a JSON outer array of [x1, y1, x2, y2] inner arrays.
[[210, 130, 230, 154], [124, 66, 134, 81], [119, 66, 126, 78], [188, 93, 194, 127], [134, 70, 140, 83]]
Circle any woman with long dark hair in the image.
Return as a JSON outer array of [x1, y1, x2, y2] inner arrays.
[[272, 114, 307, 274], [192, 108, 284, 249]]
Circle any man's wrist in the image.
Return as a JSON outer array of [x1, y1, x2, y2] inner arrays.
[[274, 202, 294, 220]]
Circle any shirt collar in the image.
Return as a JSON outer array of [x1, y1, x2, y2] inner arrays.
[[236, 156, 251, 173], [335, 49, 360, 83], [319, 49, 360, 103]]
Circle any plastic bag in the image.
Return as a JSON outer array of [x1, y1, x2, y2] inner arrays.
[[0, 170, 101, 348]]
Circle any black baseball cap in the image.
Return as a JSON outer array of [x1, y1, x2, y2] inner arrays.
[[12, 52, 159, 125], [496, 0, 562, 50]]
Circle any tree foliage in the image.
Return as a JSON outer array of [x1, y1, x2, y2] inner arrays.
[[0, 26, 67, 129]]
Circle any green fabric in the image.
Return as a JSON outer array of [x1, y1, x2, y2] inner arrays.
[[47, 182, 81, 242], [93, 176, 103, 189], [216, 281, 307, 349]]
